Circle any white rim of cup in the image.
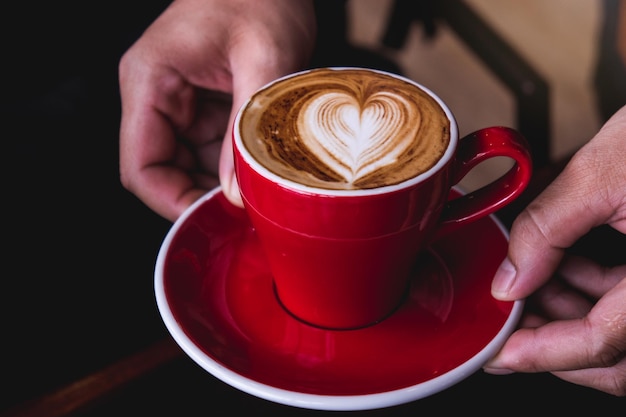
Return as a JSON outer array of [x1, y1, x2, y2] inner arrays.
[[233, 67, 460, 196]]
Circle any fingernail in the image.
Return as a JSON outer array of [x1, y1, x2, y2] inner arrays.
[[223, 173, 245, 208], [492, 257, 516, 299], [482, 366, 515, 375], [483, 356, 514, 375]]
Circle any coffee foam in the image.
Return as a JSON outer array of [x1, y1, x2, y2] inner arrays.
[[240, 68, 450, 190]]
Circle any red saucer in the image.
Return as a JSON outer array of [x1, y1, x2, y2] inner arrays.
[[155, 187, 522, 410]]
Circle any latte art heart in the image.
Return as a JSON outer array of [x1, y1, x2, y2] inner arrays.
[[241, 68, 451, 190], [298, 91, 419, 184]]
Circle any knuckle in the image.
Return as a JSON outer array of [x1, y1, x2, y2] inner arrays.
[[590, 311, 626, 368]]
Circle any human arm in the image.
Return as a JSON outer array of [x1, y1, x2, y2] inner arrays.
[[119, 0, 316, 221]]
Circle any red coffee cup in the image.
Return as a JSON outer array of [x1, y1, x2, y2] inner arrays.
[[233, 68, 531, 329]]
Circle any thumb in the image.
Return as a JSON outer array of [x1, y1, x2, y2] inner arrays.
[[492, 106, 626, 300], [218, 67, 304, 208], [218, 126, 243, 208], [492, 158, 612, 300]]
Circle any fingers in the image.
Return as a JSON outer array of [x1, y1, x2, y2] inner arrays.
[[523, 256, 626, 321], [218, 63, 300, 208], [119, 57, 212, 221], [559, 256, 626, 298], [492, 160, 606, 300], [484, 275, 626, 396], [219, 129, 243, 207], [551, 358, 626, 397], [119, 0, 317, 218], [219, 2, 316, 207], [492, 106, 626, 300], [526, 278, 594, 321], [217, 66, 277, 208]]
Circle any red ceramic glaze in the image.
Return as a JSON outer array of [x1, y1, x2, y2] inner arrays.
[[436, 126, 533, 238], [235, 126, 531, 240], [156, 188, 522, 410], [234, 119, 531, 328]]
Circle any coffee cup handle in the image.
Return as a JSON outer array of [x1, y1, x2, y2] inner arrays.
[[434, 126, 533, 239]]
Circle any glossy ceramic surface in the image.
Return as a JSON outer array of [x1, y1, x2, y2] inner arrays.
[[155, 187, 523, 411]]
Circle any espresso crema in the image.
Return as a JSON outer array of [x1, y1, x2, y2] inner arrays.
[[239, 68, 450, 190]]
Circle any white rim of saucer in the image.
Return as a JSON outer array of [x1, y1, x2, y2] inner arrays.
[[154, 187, 524, 411], [232, 67, 460, 197]]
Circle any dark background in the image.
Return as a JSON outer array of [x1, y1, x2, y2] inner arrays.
[[3, 0, 174, 410], [2, 1, 624, 415]]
